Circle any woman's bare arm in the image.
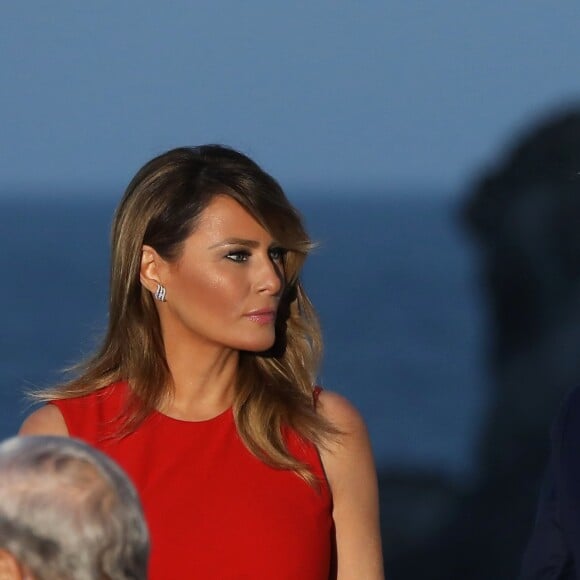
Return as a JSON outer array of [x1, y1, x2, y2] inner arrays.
[[318, 390, 384, 580], [19, 406, 69, 436]]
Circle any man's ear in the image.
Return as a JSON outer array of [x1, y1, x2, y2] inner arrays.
[[140, 245, 166, 292], [0, 548, 26, 579]]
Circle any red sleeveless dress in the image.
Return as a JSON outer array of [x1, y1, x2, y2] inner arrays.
[[51, 382, 333, 579]]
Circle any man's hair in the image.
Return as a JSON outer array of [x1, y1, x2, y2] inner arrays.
[[0, 435, 149, 580]]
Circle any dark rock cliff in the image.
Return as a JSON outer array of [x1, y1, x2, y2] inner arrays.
[[382, 107, 580, 579]]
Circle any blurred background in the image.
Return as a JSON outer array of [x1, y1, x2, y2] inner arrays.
[[2, 2, 580, 578]]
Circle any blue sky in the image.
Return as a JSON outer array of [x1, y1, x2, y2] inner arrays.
[[1, 2, 579, 196]]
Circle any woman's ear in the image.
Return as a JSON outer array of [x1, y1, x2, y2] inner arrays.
[[140, 245, 165, 292], [0, 548, 26, 579]]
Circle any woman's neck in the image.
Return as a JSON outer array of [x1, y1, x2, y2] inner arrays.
[[160, 331, 239, 421]]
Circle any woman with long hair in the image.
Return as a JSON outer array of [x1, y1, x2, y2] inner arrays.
[[20, 145, 383, 579]]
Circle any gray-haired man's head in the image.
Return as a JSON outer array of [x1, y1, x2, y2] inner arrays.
[[0, 436, 149, 580]]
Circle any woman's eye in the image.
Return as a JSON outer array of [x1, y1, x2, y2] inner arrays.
[[269, 247, 287, 262], [226, 250, 250, 263]]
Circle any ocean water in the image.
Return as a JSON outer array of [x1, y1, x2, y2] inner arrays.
[[0, 192, 487, 483]]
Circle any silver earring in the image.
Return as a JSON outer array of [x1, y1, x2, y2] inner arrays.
[[154, 284, 167, 302]]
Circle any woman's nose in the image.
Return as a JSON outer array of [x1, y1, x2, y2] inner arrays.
[[257, 256, 284, 296]]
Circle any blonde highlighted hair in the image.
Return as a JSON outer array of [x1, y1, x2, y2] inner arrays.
[[37, 146, 337, 482]]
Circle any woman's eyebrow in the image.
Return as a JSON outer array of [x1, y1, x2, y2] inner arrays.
[[208, 238, 260, 249]]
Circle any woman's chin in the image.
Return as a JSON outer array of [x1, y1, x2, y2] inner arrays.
[[238, 334, 277, 353]]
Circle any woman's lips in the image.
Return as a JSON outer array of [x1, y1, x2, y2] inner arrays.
[[245, 309, 276, 324]]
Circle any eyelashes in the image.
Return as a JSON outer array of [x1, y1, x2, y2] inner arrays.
[[225, 250, 251, 263], [268, 246, 287, 262], [225, 246, 287, 264]]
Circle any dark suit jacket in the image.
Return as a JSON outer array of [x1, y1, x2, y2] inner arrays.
[[521, 387, 580, 579]]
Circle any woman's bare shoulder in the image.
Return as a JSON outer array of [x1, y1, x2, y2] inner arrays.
[[316, 389, 385, 578], [19, 405, 69, 436], [316, 389, 367, 432], [316, 389, 373, 482]]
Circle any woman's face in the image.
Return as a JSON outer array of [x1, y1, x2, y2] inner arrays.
[[149, 194, 286, 353]]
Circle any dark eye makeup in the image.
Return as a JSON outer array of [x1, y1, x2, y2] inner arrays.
[[225, 249, 251, 263], [224, 245, 287, 263]]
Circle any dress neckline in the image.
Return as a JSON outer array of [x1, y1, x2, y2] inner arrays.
[[115, 380, 234, 426], [150, 405, 234, 426]]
